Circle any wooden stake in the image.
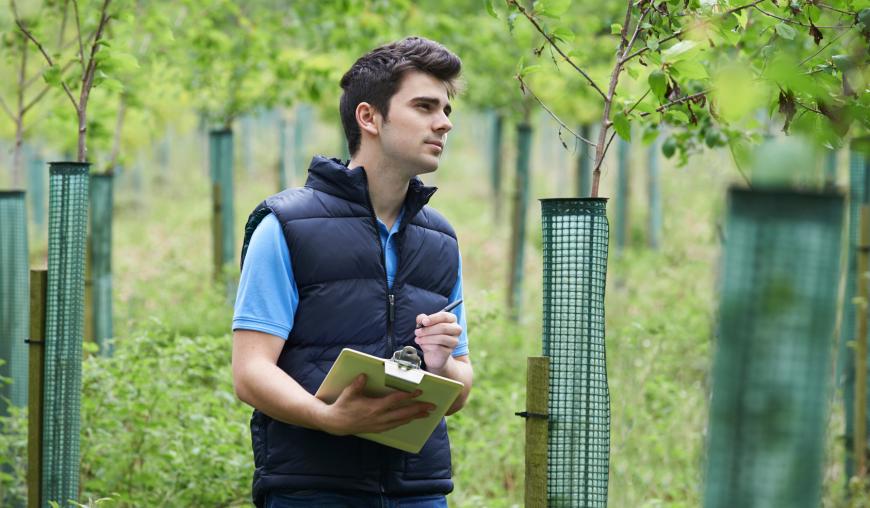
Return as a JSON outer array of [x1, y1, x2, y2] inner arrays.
[[27, 269, 47, 508], [524, 356, 549, 507]]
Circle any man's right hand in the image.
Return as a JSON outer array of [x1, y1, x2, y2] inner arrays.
[[317, 374, 434, 436]]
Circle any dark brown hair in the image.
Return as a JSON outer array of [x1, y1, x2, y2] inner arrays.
[[339, 37, 462, 156]]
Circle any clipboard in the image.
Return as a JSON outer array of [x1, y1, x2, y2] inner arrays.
[[314, 346, 464, 453]]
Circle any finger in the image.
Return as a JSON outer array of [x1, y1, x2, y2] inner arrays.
[[415, 339, 457, 353], [370, 412, 430, 433], [414, 335, 459, 350], [416, 313, 428, 327], [415, 322, 462, 338], [380, 389, 423, 406], [380, 402, 435, 423], [343, 374, 367, 397], [423, 311, 458, 326]]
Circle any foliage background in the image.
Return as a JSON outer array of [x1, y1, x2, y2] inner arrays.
[[0, 0, 867, 506]]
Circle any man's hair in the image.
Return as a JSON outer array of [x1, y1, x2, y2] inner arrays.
[[339, 36, 462, 156]]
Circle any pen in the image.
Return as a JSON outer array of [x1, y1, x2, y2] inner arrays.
[[416, 299, 463, 329]]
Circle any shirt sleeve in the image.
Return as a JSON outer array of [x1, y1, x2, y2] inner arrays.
[[232, 213, 298, 339], [451, 250, 469, 357]]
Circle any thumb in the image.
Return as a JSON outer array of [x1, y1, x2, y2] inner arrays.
[[348, 373, 367, 394]]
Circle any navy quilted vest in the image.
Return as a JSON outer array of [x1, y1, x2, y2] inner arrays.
[[239, 156, 459, 506]]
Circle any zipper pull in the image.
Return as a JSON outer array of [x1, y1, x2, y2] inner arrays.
[[388, 293, 395, 323]]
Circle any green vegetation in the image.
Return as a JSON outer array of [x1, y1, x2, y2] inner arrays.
[[0, 0, 867, 506]]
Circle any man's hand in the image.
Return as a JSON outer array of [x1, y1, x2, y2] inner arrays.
[[414, 310, 462, 373], [318, 374, 434, 436]]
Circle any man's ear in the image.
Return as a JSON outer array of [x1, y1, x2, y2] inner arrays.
[[355, 102, 380, 137]]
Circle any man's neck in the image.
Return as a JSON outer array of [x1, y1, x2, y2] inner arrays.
[[349, 154, 409, 230]]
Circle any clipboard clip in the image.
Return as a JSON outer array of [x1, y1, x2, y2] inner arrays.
[[391, 346, 422, 371]]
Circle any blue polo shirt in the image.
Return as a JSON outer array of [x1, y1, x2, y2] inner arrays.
[[233, 212, 469, 357]]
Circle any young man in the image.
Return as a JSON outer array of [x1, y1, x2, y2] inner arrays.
[[231, 37, 473, 508]]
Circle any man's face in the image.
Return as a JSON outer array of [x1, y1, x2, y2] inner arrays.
[[377, 70, 453, 176]]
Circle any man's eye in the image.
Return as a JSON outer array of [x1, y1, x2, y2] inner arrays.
[[417, 104, 431, 110]]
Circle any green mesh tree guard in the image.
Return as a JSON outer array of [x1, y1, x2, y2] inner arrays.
[[490, 112, 504, 221], [576, 124, 592, 199], [294, 104, 312, 180], [825, 148, 838, 189], [278, 116, 289, 190], [27, 148, 46, 231], [509, 123, 532, 320], [647, 139, 662, 250], [541, 198, 611, 507], [704, 188, 844, 508], [89, 173, 113, 356], [209, 128, 236, 273], [241, 114, 253, 174], [0, 191, 29, 411], [42, 162, 89, 506], [840, 137, 870, 479], [615, 138, 630, 253]]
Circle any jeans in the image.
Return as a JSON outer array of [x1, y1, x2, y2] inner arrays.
[[265, 490, 449, 508]]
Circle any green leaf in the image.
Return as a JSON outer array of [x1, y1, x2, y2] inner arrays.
[[632, 101, 657, 114], [535, 0, 571, 18], [774, 23, 797, 40], [520, 64, 543, 77], [672, 59, 708, 80], [661, 137, 677, 158], [42, 65, 62, 86], [662, 40, 698, 62], [612, 112, 631, 141], [642, 126, 660, 144], [734, 9, 748, 29], [551, 27, 575, 43], [665, 110, 690, 124], [648, 69, 667, 100], [484, 0, 498, 19], [646, 37, 659, 51], [611, 23, 623, 35]]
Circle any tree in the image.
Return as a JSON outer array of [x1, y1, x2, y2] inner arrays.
[[498, 0, 869, 196], [14, 0, 121, 163]]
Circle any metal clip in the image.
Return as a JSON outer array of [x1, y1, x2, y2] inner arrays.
[[515, 411, 549, 420], [391, 346, 422, 371]]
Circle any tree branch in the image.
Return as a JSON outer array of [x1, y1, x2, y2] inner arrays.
[[621, 0, 770, 65], [639, 90, 711, 117], [753, 5, 849, 28], [15, 18, 79, 111], [724, 0, 767, 16], [624, 89, 651, 116], [506, 0, 608, 100], [0, 96, 16, 123], [620, 5, 652, 64], [621, 30, 682, 64], [22, 85, 53, 116], [817, 3, 855, 15], [72, 0, 86, 76], [516, 75, 596, 147], [799, 27, 850, 65], [82, 0, 112, 98]]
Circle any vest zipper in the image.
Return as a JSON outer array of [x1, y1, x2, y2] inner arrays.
[[387, 293, 396, 355]]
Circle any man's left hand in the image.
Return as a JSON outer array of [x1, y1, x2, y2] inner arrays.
[[414, 311, 462, 373]]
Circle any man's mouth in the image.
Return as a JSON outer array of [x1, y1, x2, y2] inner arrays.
[[425, 140, 443, 149]]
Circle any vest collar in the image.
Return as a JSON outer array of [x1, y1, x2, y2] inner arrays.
[[305, 156, 438, 225]]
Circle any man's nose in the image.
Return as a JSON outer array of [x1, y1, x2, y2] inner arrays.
[[434, 112, 452, 133]]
